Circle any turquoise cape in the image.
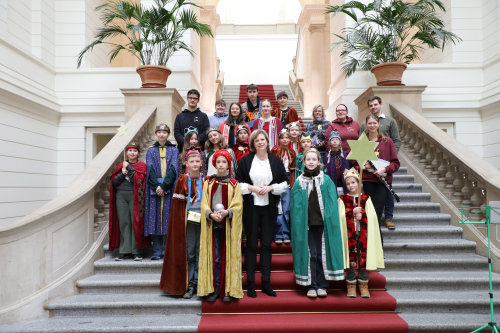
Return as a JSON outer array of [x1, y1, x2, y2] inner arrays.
[[290, 172, 345, 285]]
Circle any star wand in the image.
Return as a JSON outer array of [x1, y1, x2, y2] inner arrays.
[[346, 132, 379, 270]]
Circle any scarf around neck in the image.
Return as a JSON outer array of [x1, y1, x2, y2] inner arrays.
[[247, 96, 260, 113]]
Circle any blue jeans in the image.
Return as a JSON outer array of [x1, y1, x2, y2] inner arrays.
[[384, 183, 394, 219], [308, 226, 328, 291], [275, 188, 291, 240], [213, 228, 222, 286], [151, 234, 166, 256]]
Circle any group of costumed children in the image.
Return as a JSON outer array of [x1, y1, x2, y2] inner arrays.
[[109, 122, 385, 303]]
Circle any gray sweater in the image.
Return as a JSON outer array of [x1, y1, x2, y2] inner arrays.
[[360, 115, 401, 152]]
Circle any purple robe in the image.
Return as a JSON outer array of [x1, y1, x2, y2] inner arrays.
[[324, 150, 350, 195], [144, 144, 179, 236]]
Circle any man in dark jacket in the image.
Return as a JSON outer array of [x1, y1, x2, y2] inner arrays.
[[174, 89, 210, 152]]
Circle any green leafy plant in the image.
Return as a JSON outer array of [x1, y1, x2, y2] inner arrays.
[[77, 0, 213, 68], [326, 0, 462, 78]]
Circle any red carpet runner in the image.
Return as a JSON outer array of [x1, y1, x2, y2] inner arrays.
[[238, 84, 279, 109], [198, 242, 408, 332]]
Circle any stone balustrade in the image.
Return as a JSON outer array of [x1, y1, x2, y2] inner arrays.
[[390, 102, 500, 268], [0, 105, 157, 325]]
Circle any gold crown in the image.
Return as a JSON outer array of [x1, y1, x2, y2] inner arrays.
[[299, 131, 312, 142], [343, 167, 359, 181]]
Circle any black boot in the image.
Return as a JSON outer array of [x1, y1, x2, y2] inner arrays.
[[247, 280, 257, 298], [222, 296, 232, 302], [261, 280, 276, 297], [207, 285, 220, 302]]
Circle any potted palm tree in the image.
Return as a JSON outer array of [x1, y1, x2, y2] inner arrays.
[[326, 0, 462, 86], [77, 0, 213, 88]]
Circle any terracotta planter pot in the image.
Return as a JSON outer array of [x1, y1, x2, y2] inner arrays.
[[136, 65, 172, 88], [370, 62, 407, 86]]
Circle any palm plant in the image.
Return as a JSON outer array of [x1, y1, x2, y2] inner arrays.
[[326, 0, 462, 78], [77, 0, 213, 68]]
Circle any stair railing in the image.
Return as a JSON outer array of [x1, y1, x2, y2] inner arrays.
[[0, 105, 157, 324], [390, 102, 500, 264]]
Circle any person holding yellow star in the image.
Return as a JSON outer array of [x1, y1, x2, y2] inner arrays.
[[358, 114, 400, 235]]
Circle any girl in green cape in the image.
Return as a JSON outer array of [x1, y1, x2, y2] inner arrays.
[[291, 148, 345, 298]]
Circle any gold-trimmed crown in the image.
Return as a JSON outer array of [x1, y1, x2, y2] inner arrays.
[[343, 167, 359, 181], [299, 131, 312, 142]]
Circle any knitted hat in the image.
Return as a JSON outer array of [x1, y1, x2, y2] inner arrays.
[[299, 131, 312, 142], [329, 131, 341, 141], [212, 149, 232, 174], [155, 124, 170, 133], [343, 167, 359, 181]]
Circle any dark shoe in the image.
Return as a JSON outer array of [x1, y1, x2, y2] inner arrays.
[[183, 286, 195, 299], [115, 253, 129, 261], [222, 296, 232, 302], [247, 281, 257, 298], [133, 254, 143, 261], [207, 286, 220, 302], [151, 253, 161, 260], [160, 254, 164, 259], [261, 280, 276, 297]]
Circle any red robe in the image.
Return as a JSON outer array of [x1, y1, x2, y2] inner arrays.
[[159, 174, 197, 295], [272, 107, 299, 126], [108, 161, 151, 251], [232, 140, 250, 165], [340, 193, 369, 270], [288, 140, 302, 155], [270, 145, 296, 188], [219, 122, 251, 147]]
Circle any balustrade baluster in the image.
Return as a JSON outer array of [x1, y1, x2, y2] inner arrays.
[[452, 166, 465, 209], [444, 162, 456, 199], [407, 129, 417, 159], [424, 144, 435, 178], [413, 135, 423, 165], [470, 181, 485, 222], [403, 123, 412, 150], [430, 148, 442, 181], [437, 156, 449, 191]]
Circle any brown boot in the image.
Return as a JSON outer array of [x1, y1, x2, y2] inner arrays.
[[385, 218, 395, 230], [358, 281, 370, 298], [346, 281, 357, 298]]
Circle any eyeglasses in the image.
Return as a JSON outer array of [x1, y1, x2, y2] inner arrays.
[[187, 97, 199, 100]]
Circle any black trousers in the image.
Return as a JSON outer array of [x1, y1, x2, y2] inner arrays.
[[245, 205, 276, 282], [362, 181, 389, 245], [308, 226, 328, 291]]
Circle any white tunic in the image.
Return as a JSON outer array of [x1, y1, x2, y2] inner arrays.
[[240, 155, 288, 206]]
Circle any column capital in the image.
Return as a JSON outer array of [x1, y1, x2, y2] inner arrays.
[[200, 5, 221, 32], [297, 4, 327, 29]]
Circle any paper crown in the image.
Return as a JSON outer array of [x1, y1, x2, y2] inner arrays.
[[185, 146, 202, 159], [155, 124, 170, 133], [125, 142, 140, 152], [288, 122, 301, 130], [278, 128, 290, 138], [343, 167, 359, 181], [184, 126, 198, 137], [237, 125, 250, 134], [329, 131, 341, 141], [300, 131, 312, 142], [206, 126, 221, 135]]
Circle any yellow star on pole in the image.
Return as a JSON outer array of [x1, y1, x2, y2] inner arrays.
[[346, 132, 379, 168], [117, 124, 127, 136]]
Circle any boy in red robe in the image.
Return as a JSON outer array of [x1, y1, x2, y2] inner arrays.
[[272, 91, 299, 128], [160, 147, 204, 298]]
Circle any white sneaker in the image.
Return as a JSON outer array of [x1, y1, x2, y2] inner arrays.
[[307, 290, 317, 298], [275, 239, 283, 244], [283, 239, 291, 244], [317, 289, 327, 297]]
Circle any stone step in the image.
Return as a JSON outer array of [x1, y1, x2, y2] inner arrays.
[[396, 192, 431, 202], [383, 254, 487, 271], [46, 294, 201, 317], [391, 183, 423, 193], [77, 273, 162, 294], [381, 226, 462, 240], [402, 313, 493, 333], [95, 256, 164, 274], [386, 213, 451, 226], [0, 315, 200, 333], [393, 202, 440, 214], [383, 271, 500, 290], [383, 239, 477, 255], [392, 174, 414, 183], [395, 167, 407, 175], [389, 290, 499, 313]]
